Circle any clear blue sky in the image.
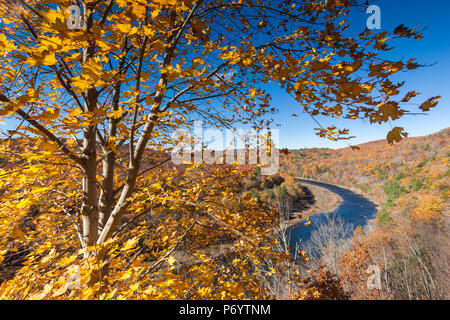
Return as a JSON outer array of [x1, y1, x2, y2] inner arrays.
[[273, 0, 450, 149]]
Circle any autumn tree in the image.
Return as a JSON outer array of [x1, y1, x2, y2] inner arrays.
[[0, 0, 438, 299]]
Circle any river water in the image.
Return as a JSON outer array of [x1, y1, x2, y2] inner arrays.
[[288, 179, 378, 254]]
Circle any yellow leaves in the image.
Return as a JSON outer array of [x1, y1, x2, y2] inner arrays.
[[58, 256, 77, 267], [82, 58, 104, 82], [121, 237, 139, 251], [126, 3, 147, 20], [249, 87, 257, 97], [162, 63, 183, 82], [25, 50, 57, 66], [143, 26, 156, 38], [119, 270, 134, 281], [219, 49, 239, 64], [387, 127, 408, 145], [152, 182, 163, 190], [31, 185, 52, 195], [411, 195, 443, 221], [32, 283, 53, 300], [41, 140, 60, 153], [151, 8, 161, 19], [197, 286, 211, 297], [241, 56, 254, 66], [152, 40, 166, 54], [72, 57, 106, 91], [36, 107, 60, 122], [0, 162, 287, 300], [314, 126, 351, 141], [192, 56, 205, 65], [71, 78, 93, 91], [16, 197, 34, 209], [153, 0, 185, 6], [107, 107, 125, 119], [0, 33, 16, 52], [298, 250, 309, 263], [39, 36, 63, 51], [69, 108, 84, 118], [65, 52, 83, 62], [0, 87, 40, 117], [167, 256, 175, 266], [113, 23, 138, 35]]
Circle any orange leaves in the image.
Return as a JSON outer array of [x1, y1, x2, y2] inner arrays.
[[191, 18, 209, 43], [387, 127, 408, 145], [309, 59, 329, 73], [406, 58, 421, 70], [298, 250, 310, 263], [11, 227, 26, 241], [314, 126, 354, 141], [411, 195, 443, 221], [401, 90, 419, 103], [338, 60, 362, 74], [393, 24, 422, 39], [375, 102, 404, 123], [419, 96, 441, 111]]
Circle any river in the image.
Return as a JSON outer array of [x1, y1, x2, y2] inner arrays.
[[288, 179, 378, 255]]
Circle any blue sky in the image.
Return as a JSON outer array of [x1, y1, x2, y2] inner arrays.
[[273, 0, 450, 149]]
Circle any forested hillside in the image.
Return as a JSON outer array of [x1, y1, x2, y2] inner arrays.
[[281, 128, 450, 299]]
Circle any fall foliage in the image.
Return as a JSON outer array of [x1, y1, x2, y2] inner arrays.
[[0, 0, 441, 300], [282, 128, 449, 299]]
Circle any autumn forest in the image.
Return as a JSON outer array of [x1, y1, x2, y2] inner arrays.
[[0, 0, 448, 303]]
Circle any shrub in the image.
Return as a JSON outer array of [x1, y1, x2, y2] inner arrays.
[[377, 208, 393, 226], [409, 177, 423, 192], [384, 180, 405, 201]]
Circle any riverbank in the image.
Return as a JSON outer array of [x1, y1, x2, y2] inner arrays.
[[296, 177, 381, 209], [283, 182, 343, 227]]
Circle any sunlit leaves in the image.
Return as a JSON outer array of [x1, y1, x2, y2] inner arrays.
[[25, 50, 57, 66], [0, 33, 16, 52], [419, 96, 441, 111], [401, 90, 419, 103]]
